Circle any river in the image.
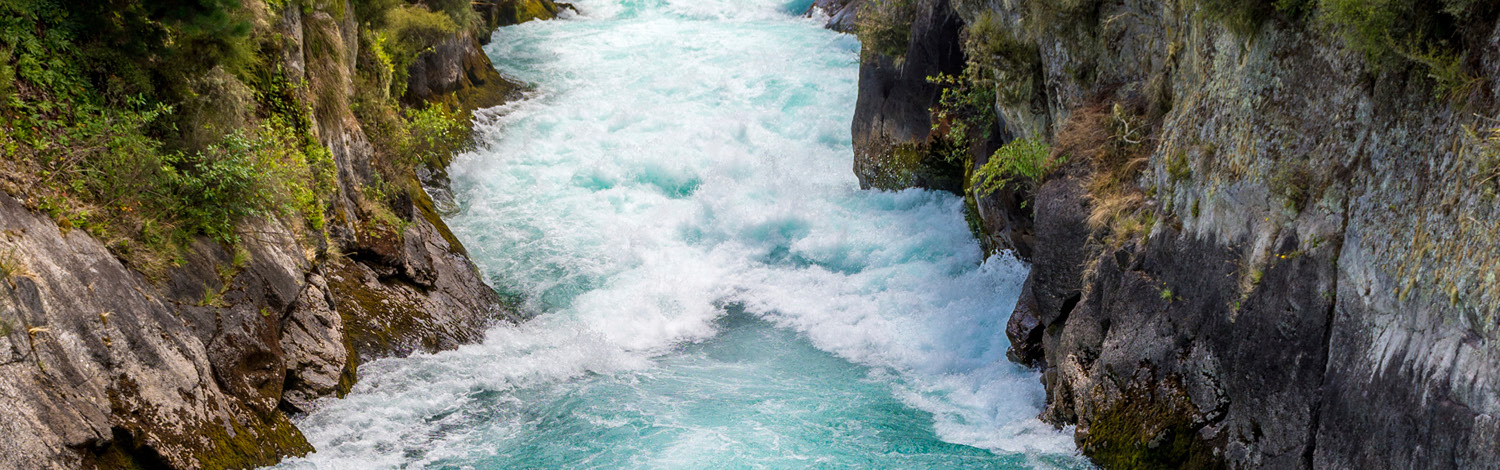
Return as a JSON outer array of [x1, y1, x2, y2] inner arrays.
[[271, 1, 1085, 467]]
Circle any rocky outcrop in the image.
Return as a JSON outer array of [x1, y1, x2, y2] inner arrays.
[[847, 0, 1034, 255], [849, 0, 968, 193], [0, 1, 525, 468], [854, 0, 1500, 467], [806, 0, 863, 33], [0, 193, 313, 469], [475, 0, 573, 41], [404, 33, 523, 112]]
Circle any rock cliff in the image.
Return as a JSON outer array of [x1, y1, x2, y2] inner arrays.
[[850, 0, 1500, 467], [0, 0, 563, 468]]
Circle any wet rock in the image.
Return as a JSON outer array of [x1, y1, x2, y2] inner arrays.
[[806, 0, 862, 33], [1005, 278, 1044, 367], [278, 273, 350, 414], [971, 145, 1035, 259], [476, 0, 574, 38]]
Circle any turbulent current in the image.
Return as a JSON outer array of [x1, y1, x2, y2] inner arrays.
[[273, 1, 1086, 468]]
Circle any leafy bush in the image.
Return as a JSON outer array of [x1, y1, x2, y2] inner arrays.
[[166, 134, 275, 243], [856, 0, 916, 59], [0, 0, 476, 277], [972, 137, 1060, 197], [354, 0, 406, 28], [1317, 0, 1420, 65], [422, 0, 483, 34], [1193, 0, 1493, 97], [929, 71, 998, 163], [0, 0, 334, 273], [1316, 0, 1493, 97], [155, 120, 330, 244], [407, 103, 468, 165]]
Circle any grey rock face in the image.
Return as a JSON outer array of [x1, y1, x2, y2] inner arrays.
[[855, 0, 1500, 467], [0, 193, 313, 469], [278, 273, 349, 414], [404, 33, 523, 111], [0, 1, 523, 468], [850, 0, 967, 192]]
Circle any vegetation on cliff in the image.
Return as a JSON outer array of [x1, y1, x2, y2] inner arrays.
[[0, 1, 553, 468], [855, 0, 914, 59], [0, 0, 470, 279], [1197, 0, 1496, 96]]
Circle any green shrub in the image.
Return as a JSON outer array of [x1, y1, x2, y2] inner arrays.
[[164, 122, 330, 244], [354, 0, 405, 28], [972, 137, 1060, 197], [1317, 0, 1419, 66], [423, 0, 483, 34], [407, 103, 468, 166], [856, 0, 916, 59], [0, 0, 473, 277], [929, 70, 998, 163], [1194, 0, 1492, 98]]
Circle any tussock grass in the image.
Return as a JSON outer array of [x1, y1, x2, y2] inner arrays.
[[0, 247, 30, 287], [1047, 100, 1157, 246]]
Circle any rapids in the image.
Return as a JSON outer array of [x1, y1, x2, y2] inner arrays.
[[271, 1, 1086, 468]]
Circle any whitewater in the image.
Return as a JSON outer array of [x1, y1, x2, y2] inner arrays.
[[271, 0, 1086, 468]]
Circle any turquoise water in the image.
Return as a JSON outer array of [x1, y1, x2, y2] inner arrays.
[[273, 1, 1085, 468]]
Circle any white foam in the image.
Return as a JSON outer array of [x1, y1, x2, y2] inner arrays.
[[276, 0, 1081, 466]]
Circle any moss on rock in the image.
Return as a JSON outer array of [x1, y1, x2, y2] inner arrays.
[[192, 413, 312, 470], [857, 139, 967, 193], [478, 0, 568, 31], [1080, 377, 1224, 470]]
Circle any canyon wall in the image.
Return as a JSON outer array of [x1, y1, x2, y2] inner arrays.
[[850, 0, 1500, 467], [0, 1, 564, 468]]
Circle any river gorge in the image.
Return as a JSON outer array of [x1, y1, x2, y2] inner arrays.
[[273, 1, 1085, 467]]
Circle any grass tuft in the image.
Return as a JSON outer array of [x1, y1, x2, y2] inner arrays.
[[0, 247, 30, 286]]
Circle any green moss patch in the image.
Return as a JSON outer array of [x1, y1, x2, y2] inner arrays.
[[1081, 378, 1224, 470], [191, 412, 312, 470]]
